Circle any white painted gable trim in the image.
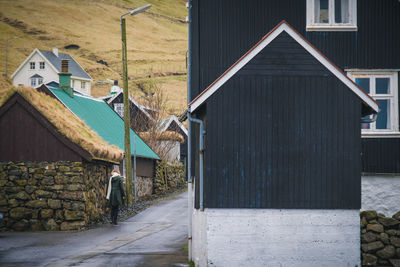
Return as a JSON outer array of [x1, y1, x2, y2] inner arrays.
[[12, 48, 93, 81], [188, 21, 379, 114], [160, 115, 188, 136], [11, 49, 60, 79]]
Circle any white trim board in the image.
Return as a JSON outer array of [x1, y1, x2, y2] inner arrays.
[[188, 21, 379, 114], [159, 115, 188, 136]]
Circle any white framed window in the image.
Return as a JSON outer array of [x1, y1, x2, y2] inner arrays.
[[114, 103, 124, 117], [347, 71, 399, 136], [71, 79, 75, 88], [29, 62, 35, 70], [39, 62, 45, 69], [306, 0, 357, 31], [38, 78, 43, 85], [81, 81, 86, 90], [30, 78, 36, 87]]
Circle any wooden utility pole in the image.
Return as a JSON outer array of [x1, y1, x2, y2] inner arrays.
[[121, 17, 133, 205]]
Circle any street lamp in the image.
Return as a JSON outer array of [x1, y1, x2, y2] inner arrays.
[[121, 4, 151, 206]]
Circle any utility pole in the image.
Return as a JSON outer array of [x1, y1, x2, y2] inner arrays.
[[121, 16, 133, 205], [120, 4, 151, 206]]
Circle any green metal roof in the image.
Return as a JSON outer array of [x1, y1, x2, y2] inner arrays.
[[49, 87, 160, 160]]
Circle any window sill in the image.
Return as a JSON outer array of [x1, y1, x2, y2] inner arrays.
[[362, 132, 400, 138], [306, 25, 358, 32]]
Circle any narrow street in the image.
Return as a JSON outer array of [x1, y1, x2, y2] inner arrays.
[[0, 192, 188, 267]]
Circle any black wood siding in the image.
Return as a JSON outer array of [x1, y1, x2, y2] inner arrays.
[[361, 138, 400, 174], [193, 32, 362, 209], [191, 0, 400, 101], [110, 93, 153, 132], [190, 0, 400, 177]]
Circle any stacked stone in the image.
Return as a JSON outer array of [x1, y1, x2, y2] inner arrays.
[[154, 161, 185, 194], [0, 161, 110, 231], [361, 210, 400, 266]]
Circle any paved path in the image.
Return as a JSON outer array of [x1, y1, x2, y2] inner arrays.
[[0, 192, 188, 267]]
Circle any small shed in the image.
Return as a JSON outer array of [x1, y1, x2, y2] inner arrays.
[[0, 87, 123, 231], [188, 21, 379, 266], [159, 115, 188, 163], [38, 80, 160, 199]]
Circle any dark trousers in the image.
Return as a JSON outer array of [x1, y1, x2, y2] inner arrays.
[[110, 205, 119, 224]]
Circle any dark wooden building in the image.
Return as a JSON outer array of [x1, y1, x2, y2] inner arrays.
[[0, 89, 122, 231], [104, 91, 156, 132], [189, 20, 378, 209], [188, 1, 399, 265], [190, 0, 400, 177]]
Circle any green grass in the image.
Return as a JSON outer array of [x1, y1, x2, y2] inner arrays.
[[0, 0, 188, 114]]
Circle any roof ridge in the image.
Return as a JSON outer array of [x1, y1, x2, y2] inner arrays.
[[188, 20, 379, 114]]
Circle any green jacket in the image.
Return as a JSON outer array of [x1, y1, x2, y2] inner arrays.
[[106, 175, 126, 207]]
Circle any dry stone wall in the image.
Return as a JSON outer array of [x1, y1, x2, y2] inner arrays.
[[0, 161, 112, 231], [361, 210, 400, 266], [154, 161, 185, 194]]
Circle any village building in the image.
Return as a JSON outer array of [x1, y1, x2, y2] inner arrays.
[[102, 88, 157, 132], [189, 0, 400, 218], [188, 19, 379, 266], [0, 86, 124, 231], [37, 61, 160, 199], [11, 48, 92, 96], [158, 115, 188, 163]]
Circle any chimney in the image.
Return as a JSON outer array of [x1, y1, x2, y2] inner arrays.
[[59, 59, 73, 97], [53, 47, 59, 57]]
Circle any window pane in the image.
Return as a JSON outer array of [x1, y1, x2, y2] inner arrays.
[[355, 78, 370, 94], [376, 99, 390, 130], [315, 0, 329, 23], [335, 0, 349, 23], [376, 78, 390, 94]]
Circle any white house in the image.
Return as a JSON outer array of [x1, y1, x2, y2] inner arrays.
[[12, 47, 92, 95]]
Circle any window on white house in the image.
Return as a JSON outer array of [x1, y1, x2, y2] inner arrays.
[[39, 62, 45, 69], [71, 80, 75, 88], [30, 62, 35, 70], [348, 71, 399, 134], [81, 82, 86, 90], [114, 103, 124, 117], [30, 78, 36, 87], [307, 0, 357, 31], [38, 78, 43, 85]]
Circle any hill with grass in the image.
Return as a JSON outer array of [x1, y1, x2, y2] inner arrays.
[[0, 0, 188, 115]]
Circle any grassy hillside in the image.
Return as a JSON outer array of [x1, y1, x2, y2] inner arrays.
[[0, 0, 188, 114]]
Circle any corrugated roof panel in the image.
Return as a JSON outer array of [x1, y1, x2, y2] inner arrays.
[[50, 88, 159, 160]]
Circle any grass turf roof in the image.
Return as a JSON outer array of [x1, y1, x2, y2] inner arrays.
[[0, 86, 124, 162], [49, 87, 160, 160]]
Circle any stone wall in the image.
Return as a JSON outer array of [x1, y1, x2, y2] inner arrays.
[[361, 210, 400, 266], [0, 161, 112, 231], [136, 176, 153, 198], [154, 161, 185, 194]]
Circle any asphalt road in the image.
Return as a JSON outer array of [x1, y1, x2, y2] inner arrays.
[[0, 192, 189, 267]]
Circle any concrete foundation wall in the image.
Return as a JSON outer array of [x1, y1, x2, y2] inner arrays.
[[192, 209, 360, 267], [362, 176, 400, 216]]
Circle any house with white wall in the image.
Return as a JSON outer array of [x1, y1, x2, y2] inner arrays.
[[11, 47, 92, 96]]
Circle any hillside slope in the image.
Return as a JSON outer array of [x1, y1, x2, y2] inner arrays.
[[0, 0, 188, 114]]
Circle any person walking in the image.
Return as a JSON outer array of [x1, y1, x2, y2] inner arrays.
[[106, 168, 125, 225]]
